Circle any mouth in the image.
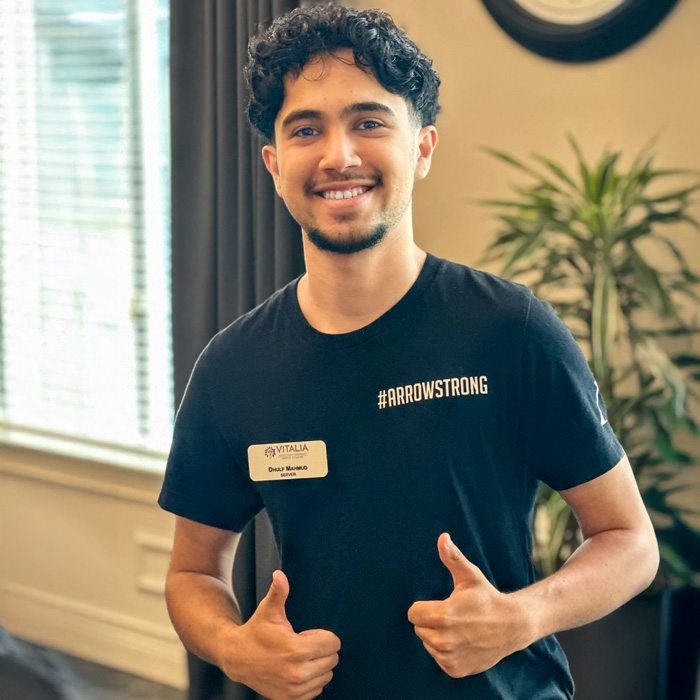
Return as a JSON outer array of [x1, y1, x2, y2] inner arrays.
[[314, 185, 376, 209]]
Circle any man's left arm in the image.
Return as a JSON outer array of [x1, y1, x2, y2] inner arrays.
[[408, 453, 660, 678], [510, 451, 660, 645]]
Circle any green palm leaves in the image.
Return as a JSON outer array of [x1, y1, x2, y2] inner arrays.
[[480, 134, 700, 587]]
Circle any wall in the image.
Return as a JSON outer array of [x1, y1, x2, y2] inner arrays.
[[0, 444, 186, 689]]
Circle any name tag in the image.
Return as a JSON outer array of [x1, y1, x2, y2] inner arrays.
[[248, 440, 328, 482]]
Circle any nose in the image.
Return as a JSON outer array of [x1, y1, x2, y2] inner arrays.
[[317, 128, 362, 172]]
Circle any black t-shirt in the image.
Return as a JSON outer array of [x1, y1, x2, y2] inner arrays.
[[159, 253, 624, 699]]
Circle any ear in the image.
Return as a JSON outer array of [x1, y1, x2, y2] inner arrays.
[[414, 125, 438, 182], [262, 144, 282, 196]]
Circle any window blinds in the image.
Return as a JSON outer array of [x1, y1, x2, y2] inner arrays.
[[0, 0, 173, 458]]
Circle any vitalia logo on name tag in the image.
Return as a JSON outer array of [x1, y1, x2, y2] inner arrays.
[[248, 440, 328, 482]]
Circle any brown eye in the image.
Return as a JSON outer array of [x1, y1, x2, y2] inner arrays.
[[294, 127, 318, 138], [357, 120, 382, 130]]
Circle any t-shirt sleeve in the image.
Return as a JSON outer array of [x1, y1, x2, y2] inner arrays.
[[519, 293, 624, 491], [158, 343, 264, 532]]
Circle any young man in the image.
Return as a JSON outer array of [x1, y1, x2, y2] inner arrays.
[[159, 6, 659, 699]]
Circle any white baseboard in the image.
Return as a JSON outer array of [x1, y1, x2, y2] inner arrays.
[[0, 581, 188, 690]]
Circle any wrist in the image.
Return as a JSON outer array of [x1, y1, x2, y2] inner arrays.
[[504, 590, 539, 652], [215, 618, 247, 682]]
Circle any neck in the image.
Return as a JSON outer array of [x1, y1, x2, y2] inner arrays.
[[296, 227, 427, 335]]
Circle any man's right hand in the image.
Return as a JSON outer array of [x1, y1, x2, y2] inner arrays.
[[221, 569, 341, 700]]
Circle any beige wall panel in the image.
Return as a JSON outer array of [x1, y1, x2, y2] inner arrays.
[[0, 447, 186, 688]]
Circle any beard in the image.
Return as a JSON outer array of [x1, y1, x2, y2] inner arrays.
[[301, 179, 414, 256], [305, 221, 389, 254]]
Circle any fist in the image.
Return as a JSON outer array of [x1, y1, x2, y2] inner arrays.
[[408, 533, 525, 678], [224, 570, 341, 700]]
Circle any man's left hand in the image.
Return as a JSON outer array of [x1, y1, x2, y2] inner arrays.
[[407, 533, 531, 678]]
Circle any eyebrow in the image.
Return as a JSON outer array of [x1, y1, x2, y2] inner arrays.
[[280, 101, 397, 131]]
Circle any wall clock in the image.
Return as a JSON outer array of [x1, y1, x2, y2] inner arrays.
[[481, 0, 680, 62]]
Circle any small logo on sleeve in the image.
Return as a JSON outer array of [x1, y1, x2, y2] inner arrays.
[[595, 384, 608, 426], [377, 375, 488, 410]]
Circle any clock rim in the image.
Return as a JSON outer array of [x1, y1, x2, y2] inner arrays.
[[509, 0, 628, 27], [481, 0, 680, 62]]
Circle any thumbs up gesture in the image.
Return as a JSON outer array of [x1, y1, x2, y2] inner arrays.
[[407, 533, 530, 678], [229, 570, 341, 700]]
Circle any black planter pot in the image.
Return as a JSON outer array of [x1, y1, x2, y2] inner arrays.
[[556, 589, 665, 700], [660, 586, 700, 700], [556, 586, 700, 700]]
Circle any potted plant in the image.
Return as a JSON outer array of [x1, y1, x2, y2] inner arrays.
[[477, 134, 700, 700]]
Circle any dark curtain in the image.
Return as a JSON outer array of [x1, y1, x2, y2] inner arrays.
[[170, 1, 305, 698]]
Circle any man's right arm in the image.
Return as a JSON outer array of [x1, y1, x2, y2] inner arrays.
[[165, 515, 341, 700], [165, 515, 245, 669]]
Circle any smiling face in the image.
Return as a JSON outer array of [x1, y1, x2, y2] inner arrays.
[[262, 49, 437, 255]]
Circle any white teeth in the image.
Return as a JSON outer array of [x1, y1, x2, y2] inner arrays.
[[322, 186, 368, 200]]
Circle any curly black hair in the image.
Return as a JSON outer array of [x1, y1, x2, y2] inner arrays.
[[244, 4, 441, 143]]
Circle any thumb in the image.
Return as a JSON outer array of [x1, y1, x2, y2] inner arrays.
[[257, 570, 291, 625], [438, 533, 482, 589]]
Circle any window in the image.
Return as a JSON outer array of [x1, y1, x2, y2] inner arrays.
[[0, 0, 173, 461]]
